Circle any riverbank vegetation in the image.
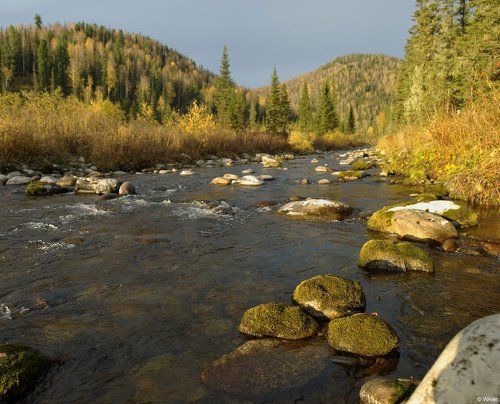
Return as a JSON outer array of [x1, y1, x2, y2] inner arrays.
[[379, 0, 499, 206]]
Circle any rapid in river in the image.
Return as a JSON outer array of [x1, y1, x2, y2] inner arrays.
[[0, 149, 498, 402]]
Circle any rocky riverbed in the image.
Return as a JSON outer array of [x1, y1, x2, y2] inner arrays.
[[0, 148, 498, 402]]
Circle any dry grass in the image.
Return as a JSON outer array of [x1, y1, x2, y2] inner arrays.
[[378, 91, 500, 206], [0, 92, 288, 171], [287, 129, 361, 153]]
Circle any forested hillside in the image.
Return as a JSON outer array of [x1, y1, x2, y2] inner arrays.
[[252, 54, 400, 134], [0, 19, 215, 118], [380, 0, 499, 206]]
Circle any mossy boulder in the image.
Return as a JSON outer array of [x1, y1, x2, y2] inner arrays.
[[414, 193, 438, 202], [238, 303, 319, 340], [335, 170, 364, 180], [293, 275, 366, 319], [358, 240, 434, 273], [360, 378, 418, 404], [0, 344, 54, 402], [26, 181, 70, 196], [327, 314, 399, 357], [278, 199, 354, 221], [352, 160, 371, 171]]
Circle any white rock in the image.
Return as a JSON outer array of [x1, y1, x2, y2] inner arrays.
[[210, 177, 232, 186], [232, 175, 264, 186], [388, 200, 460, 215], [6, 176, 33, 185], [315, 166, 329, 172], [220, 158, 233, 167], [408, 314, 500, 404], [179, 170, 194, 176], [318, 179, 331, 185], [6, 171, 21, 179], [223, 174, 239, 181], [258, 175, 274, 181], [0, 174, 8, 184], [39, 176, 59, 184], [158, 170, 170, 174], [242, 169, 254, 174], [311, 158, 319, 164]]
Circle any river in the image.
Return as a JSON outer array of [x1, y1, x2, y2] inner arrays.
[[0, 150, 498, 402]]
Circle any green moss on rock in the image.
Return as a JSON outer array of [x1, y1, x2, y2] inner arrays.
[[0, 344, 54, 402], [238, 303, 319, 340], [358, 239, 434, 273], [337, 170, 364, 180], [414, 193, 438, 202], [327, 314, 399, 357], [293, 275, 366, 319], [440, 202, 478, 227], [352, 160, 371, 171], [26, 181, 69, 197]]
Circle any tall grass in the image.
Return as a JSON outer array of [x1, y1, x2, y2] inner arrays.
[[378, 91, 499, 206], [0, 92, 287, 171], [287, 130, 361, 154]]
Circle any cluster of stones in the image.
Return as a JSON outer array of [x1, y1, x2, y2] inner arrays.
[[301, 147, 379, 185], [202, 274, 401, 397]]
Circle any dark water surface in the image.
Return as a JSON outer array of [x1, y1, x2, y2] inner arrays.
[[0, 151, 499, 403]]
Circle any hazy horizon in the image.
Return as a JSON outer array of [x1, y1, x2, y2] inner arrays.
[[0, 0, 414, 87]]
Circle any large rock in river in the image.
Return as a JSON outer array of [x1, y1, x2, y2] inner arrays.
[[261, 155, 282, 168], [368, 200, 477, 231], [0, 344, 54, 402], [360, 378, 418, 404], [278, 198, 354, 221], [232, 175, 264, 186], [293, 274, 366, 319], [327, 314, 399, 357], [407, 314, 500, 404], [201, 339, 330, 398], [238, 302, 319, 340], [74, 177, 121, 194], [391, 209, 458, 245], [25, 181, 71, 197], [358, 239, 434, 273]]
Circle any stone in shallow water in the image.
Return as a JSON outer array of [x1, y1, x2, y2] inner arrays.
[[315, 165, 329, 172], [201, 339, 330, 398], [278, 198, 354, 221], [358, 239, 434, 273], [391, 209, 458, 245], [238, 302, 319, 339], [5, 175, 33, 185], [0, 344, 54, 402], [210, 177, 232, 186], [327, 314, 399, 357], [293, 274, 366, 319], [223, 173, 239, 181], [407, 314, 500, 404], [232, 175, 264, 186], [360, 378, 418, 404]]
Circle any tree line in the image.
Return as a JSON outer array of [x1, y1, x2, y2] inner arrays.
[[395, 0, 499, 124]]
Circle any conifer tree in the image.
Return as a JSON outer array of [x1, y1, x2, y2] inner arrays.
[[213, 46, 244, 129], [37, 39, 50, 91], [249, 99, 258, 130], [298, 81, 313, 131], [266, 67, 282, 134], [278, 83, 291, 135], [315, 82, 338, 135], [53, 40, 69, 94], [347, 106, 356, 134], [34, 15, 43, 30]]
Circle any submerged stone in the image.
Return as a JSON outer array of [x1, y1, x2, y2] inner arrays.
[[327, 314, 399, 357], [201, 339, 330, 398], [293, 274, 366, 319], [360, 378, 418, 404], [0, 344, 54, 402], [278, 198, 354, 221], [238, 302, 319, 340], [358, 240, 434, 273]]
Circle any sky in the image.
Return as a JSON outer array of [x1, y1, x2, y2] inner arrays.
[[0, 0, 415, 88]]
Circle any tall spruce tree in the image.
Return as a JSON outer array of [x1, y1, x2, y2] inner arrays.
[[213, 46, 244, 129], [315, 82, 338, 135], [278, 83, 291, 135], [266, 67, 282, 134], [53, 40, 69, 94], [347, 106, 356, 134], [298, 81, 313, 131], [37, 39, 50, 91], [249, 99, 258, 130]]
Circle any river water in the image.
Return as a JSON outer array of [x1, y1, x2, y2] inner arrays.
[[0, 151, 498, 403]]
